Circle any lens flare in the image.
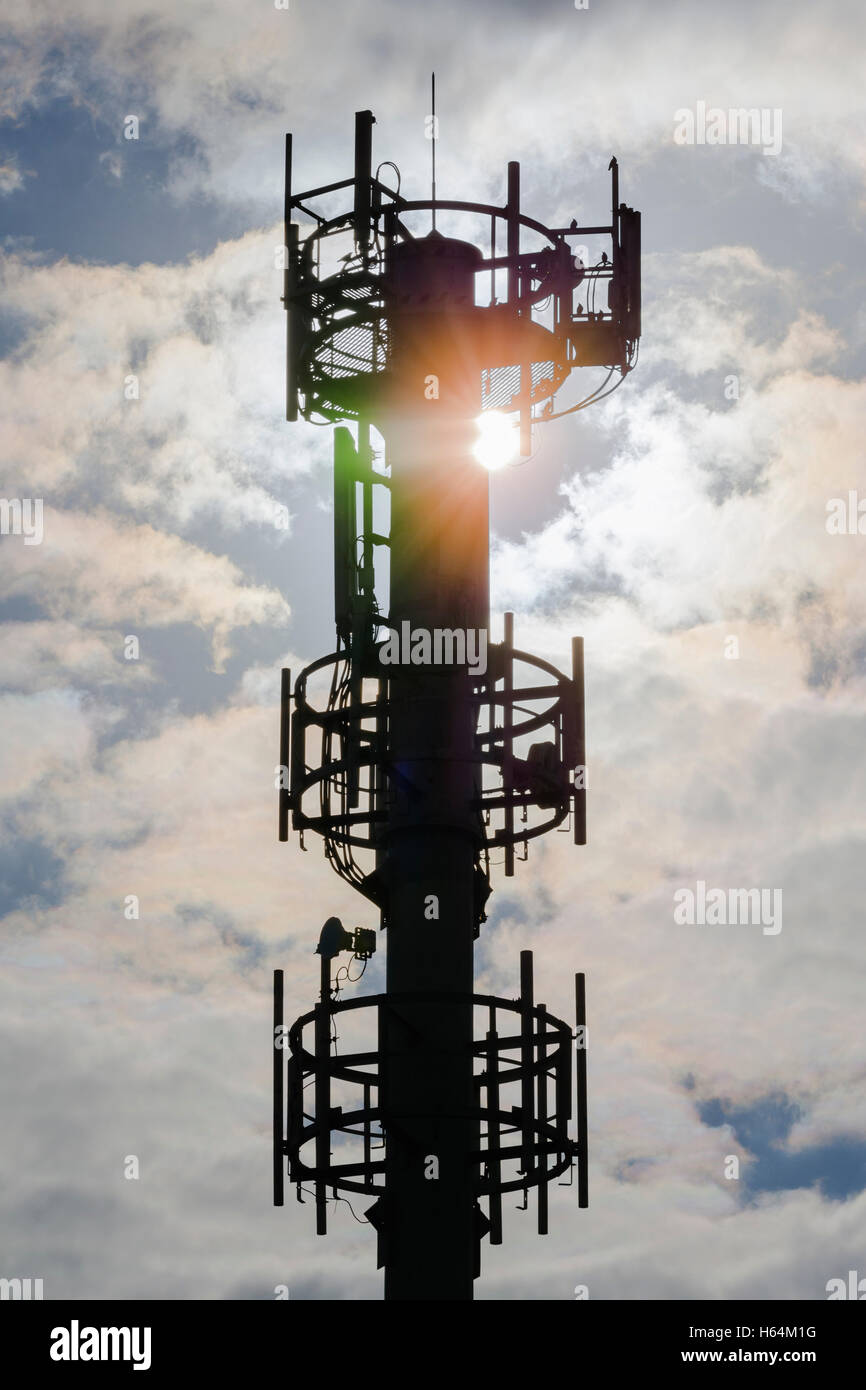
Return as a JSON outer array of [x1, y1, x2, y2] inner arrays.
[[473, 410, 520, 471]]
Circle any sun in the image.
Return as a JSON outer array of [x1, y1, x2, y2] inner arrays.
[[473, 410, 520, 471]]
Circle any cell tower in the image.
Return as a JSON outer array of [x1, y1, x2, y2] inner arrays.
[[272, 105, 641, 1301]]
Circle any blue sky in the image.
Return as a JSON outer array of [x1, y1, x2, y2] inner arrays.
[[1, 0, 865, 1300]]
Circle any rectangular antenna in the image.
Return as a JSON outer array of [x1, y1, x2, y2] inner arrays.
[[506, 161, 520, 307], [572, 636, 586, 845], [507, 162, 532, 454], [536, 1001, 548, 1235], [273, 969, 284, 1206], [486, 1007, 503, 1245], [575, 972, 588, 1207], [608, 156, 620, 324], [285, 224, 299, 423], [314, 956, 331, 1235], [354, 110, 375, 258], [284, 136, 298, 422], [620, 207, 642, 342], [520, 950, 534, 1189], [610, 156, 619, 247], [279, 667, 291, 841], [503, 611, 515, 875], [334, 427, 357, 644], [290, 677, 304, 834]]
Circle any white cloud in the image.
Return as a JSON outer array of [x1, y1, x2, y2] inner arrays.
[[0, 231, 324, 524], [0, 154, 27, 195], [2, 509, 290, 670], [2, 0, 866, 210]]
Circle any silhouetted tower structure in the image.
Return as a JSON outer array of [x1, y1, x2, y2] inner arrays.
[[273, 108, 641, 1300]]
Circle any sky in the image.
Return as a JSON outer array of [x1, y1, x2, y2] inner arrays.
[[1, 0, 865, 1301]]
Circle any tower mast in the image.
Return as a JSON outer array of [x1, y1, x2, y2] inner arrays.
[[273, 108, 641, 1300]]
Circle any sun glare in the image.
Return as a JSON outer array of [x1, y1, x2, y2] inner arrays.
[[473, 410, 520, 471]]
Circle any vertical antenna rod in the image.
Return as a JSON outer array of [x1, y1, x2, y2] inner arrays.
[[431, 71, 437, 232]]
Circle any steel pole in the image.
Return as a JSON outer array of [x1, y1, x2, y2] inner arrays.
[[379, 290, 488, 1298]]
